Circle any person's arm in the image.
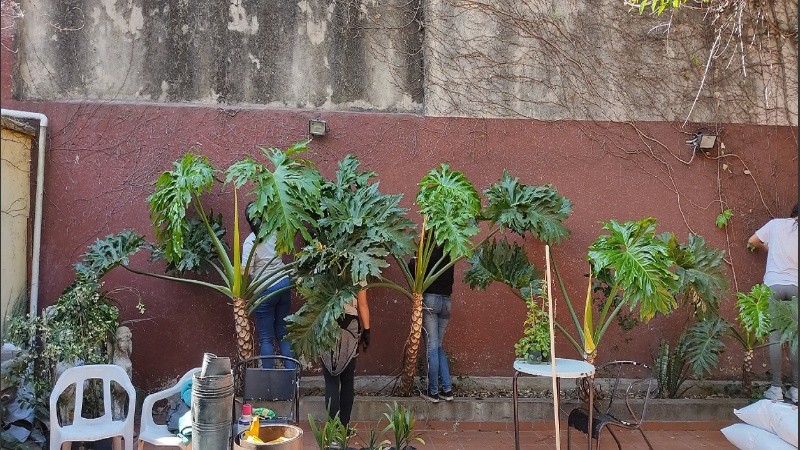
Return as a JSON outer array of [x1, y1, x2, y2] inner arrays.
[[357, 290, 369, 330], [747, 233, 766, 252], [241, 234, 254, 274]]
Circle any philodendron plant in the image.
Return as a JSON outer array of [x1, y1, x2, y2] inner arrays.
[[78, 141, 322, 362], [288, 161, 572, 395], [466, 215, 728, 366]]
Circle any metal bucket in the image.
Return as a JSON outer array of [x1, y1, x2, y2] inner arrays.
[[233, 424, 303, 450], [191, 371, 234, 449]]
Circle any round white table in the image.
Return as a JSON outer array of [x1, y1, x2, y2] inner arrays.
[[512, 358, 595, 450]]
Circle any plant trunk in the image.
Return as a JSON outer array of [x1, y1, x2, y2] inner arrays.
[[398, 293, 424, 396], [233, 297, 255, 362], [742, 348, 753, 398]]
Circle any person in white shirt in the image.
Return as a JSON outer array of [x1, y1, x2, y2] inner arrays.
[[242, 202, 295, 369], [748, 203, 798, 403]]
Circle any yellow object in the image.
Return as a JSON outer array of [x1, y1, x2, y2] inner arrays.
[[265, 436, 291, 444], [245, 435, 264, 444], [583, 270, 597, 359], [243, 416, 260, 441]]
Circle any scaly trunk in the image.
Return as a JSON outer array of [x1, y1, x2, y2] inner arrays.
[[233, 297, 255, 362], [742, 348, 753, 398], [398, 293, 424, 396], [576, 352, 597, 404]]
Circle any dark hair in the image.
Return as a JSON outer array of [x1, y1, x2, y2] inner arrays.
[[245, 201, 262, 234]]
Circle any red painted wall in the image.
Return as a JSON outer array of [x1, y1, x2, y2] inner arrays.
[[3, 27, 797, 391]]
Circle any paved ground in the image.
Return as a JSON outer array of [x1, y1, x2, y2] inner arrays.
[[136, 420, 737, 449]]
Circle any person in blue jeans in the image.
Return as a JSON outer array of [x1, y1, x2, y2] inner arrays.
[[409, 244, 454, 403], [242, 202, 295, 369]]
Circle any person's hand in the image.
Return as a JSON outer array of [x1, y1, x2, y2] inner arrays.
[[361, 329, 371, 351]]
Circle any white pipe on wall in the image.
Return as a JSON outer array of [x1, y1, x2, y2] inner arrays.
[[1, 108, 48, 317]]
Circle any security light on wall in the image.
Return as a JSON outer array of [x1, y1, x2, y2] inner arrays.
[[309, 119, 327, 137], [687, 132, 717, 152]]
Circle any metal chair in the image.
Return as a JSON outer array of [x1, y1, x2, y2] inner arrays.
[[137, 367, 201, 449], [234, 355, 301, 425], [567, 360, 656, 450], [49, 364, 136, 450]]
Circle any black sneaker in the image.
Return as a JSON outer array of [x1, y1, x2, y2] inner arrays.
[[421, 390, 440, 403], [442, 390, 454, 401]]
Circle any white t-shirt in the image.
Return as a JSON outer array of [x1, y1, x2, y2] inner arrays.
[[241, 232, 286, 288], [755, 218, 798, 287]]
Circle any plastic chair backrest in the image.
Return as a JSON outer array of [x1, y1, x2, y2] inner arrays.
[[49, 364, 136, 450], [138, 367, 200, 447], [594, 360, 655, 427]]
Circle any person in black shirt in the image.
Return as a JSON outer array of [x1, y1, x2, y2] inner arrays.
[[409, 245, 454, 403]]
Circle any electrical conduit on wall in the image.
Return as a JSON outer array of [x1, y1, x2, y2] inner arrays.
[[1, 109, 48, 317]]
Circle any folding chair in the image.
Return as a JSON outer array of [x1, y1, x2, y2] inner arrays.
[[234, 355, 301, 425], [567, 360, 657, 450]]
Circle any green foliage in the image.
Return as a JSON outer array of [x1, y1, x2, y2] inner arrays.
[[588, 218, 679, 322], [226, 141, 323, 253], [681, 317, 729, 377], [382, 402, 424, 450], [482, 174, 571, 244], [4, 276, 119, 412], [285, 275, 359, 360], [770, 296, 798, 356], [157, 215, 226, 274], [360, 420, 391, 450], [627, 0, 703, 15], [148, 153, 216, 263], [416, 164, 481, 258], [715, 209, 734, 229], [664, 233, 728, 318], [296, 155, 415, 284], [74, 230, 146, 279], [463, 238, 543, 300], [654, 338, 689, 399], [514, 294, 551, 362], [287, 156, 415, 358], [307, 413, 339, 449], [735, 284, 773, 349]]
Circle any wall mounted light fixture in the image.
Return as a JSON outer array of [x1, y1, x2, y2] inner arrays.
[[309, 119, 327, 137], [686, 132, 717, 152]]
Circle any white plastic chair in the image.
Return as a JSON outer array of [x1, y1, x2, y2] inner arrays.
[[137, 367, 200, 450], [49, 364, 136, 450]]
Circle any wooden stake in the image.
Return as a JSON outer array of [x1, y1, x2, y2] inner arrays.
[[545, 245, 561, 449]]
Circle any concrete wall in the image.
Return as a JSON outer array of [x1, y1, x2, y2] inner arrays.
[[15, 1, 798, 124], [0, 122, 33, 337], [2, 1, 797, 391]]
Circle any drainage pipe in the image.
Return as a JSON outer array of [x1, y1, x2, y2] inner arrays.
[[1, 109, 48, 317]]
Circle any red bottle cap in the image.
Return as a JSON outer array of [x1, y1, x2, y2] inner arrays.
[[242, 403, 252, 415]]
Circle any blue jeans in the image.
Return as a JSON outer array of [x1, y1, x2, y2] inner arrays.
[[422, 293, 452, 395], [253, 277, 295, 369]]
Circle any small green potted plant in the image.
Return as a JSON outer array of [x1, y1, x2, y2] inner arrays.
[[308, 412, 358, 450], [515, 294, 551, 364], [382, 402, 424, 450]]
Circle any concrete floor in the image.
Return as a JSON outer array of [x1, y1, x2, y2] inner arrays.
[[136, 420, 737, 449]]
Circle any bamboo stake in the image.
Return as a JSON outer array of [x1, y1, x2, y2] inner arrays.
[[546, 245, 561, 449]]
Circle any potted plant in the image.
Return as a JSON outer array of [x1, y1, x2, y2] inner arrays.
[[515, 293, 551, 364], [308, 412, 360, 450], [356, 419, 390, 450], [381, 402, 424, 450]]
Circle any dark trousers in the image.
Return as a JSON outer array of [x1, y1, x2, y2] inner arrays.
[[322, 358, 357, 426]]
